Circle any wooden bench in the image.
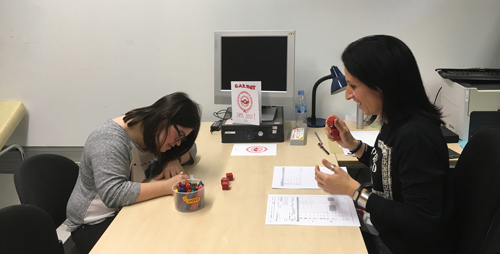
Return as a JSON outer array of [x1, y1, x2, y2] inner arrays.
[[0, 101, 27, 160]]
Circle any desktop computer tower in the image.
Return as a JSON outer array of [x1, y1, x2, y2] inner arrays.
[[221, 106, 285, 143]]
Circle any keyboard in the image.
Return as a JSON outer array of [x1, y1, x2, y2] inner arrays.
[[436, 68, 500, 81]]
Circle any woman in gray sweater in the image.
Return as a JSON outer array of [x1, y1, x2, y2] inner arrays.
[[67, 92, 201, 253]]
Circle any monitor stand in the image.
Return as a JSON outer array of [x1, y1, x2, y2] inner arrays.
[[307, 117, 326, 127]]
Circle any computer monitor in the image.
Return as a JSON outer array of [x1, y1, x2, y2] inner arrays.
[[214, 30, 295, 107]]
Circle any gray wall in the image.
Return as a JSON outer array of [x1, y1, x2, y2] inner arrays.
[[2, 0, 500, 146]]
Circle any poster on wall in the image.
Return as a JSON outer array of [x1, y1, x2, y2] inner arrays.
[[231, 81, 261, 125]]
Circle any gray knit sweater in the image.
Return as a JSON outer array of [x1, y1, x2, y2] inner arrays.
[[66, 119, 196, 231]]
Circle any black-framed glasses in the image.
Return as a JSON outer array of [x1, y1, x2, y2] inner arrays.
[[172, 124, 187, 142]]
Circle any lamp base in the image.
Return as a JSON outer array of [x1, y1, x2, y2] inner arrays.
[[307, 117, 326, 127]]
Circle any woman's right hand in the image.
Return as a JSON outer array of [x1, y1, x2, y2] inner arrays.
[[137, 172, 191, 202], [165, 172, 190, 194], [324, 114, 358, 151], [169, 172, 189, 184]]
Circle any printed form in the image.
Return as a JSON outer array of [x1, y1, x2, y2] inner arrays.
[[267, 166, 359, 227], [265, 194, 360, 227]]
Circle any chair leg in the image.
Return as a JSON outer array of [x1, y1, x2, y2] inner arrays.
[[0, 144, 26, 161]]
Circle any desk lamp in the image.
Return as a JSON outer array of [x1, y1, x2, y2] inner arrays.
[[307, 65, 348, 127]]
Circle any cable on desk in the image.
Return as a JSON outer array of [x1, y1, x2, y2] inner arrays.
[[211, 109, 232, 133]]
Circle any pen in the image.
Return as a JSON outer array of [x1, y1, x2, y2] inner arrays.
[[315, 132, 330, 155], [315, 132, 323, 145], [318, 144, 330, 155]]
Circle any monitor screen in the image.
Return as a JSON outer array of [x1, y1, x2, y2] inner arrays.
[[214, 30, 295, 107]]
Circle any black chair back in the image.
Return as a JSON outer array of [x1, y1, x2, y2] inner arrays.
[[451, 128, 500, 254], [14, 153, 79, 227], [0, 204, 65, 254]]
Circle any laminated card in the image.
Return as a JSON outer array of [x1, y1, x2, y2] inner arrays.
[[231, 81, 261, 125]]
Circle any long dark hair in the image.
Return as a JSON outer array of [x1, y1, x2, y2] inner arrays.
[[341, 35, 443, 128], [123, 92, 201, 175]]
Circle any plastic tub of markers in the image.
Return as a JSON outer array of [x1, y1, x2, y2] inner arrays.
[[172, 179, 205, 212]]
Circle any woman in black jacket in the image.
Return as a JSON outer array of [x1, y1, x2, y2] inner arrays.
[[315, 35, 452, 254]]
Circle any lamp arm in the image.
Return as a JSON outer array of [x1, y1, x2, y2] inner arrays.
[[310, 74, 333, 121]]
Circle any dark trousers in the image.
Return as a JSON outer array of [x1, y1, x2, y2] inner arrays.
[[71, 216, 115, 254], [361, 229, 379, 254], [361, 229, 394, 254]]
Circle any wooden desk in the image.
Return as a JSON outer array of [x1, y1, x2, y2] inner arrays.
[[327, 121, 463, 167], [0, 101, 26, 149], [90, 122, 368, 254], [0, 101, 27, 160]]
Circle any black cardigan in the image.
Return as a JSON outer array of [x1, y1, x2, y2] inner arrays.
[[359, 114, 453, 254]]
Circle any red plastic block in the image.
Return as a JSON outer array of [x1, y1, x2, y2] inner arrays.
[[222, 181, 230, 190], [226, 172, 234, 181], [221, 177, 228, 184], [326, 116, 341, 141]]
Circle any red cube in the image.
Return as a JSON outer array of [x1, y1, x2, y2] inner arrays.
[[221, 177, 228, 184], [222, 181, 230, 190], [226, 172, 234, 181]]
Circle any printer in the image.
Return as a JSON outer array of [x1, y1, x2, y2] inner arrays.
[[437, 69, 500, 140]]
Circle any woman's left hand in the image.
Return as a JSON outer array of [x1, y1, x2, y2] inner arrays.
[[155, 159, 183, 180], [315, 159, 360, 197]]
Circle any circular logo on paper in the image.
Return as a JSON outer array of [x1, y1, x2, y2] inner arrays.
[[246, 146, 268, 153], [237, 91, 253, 112]]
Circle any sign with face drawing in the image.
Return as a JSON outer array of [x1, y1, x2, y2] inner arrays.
[[231, 81, 261, 125]]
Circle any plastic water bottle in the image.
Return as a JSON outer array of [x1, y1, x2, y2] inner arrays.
[[295, 90, 307, 128]]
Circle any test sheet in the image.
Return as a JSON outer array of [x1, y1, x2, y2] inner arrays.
[[265, 194, 360, 227], [272, 166, 347, 189]]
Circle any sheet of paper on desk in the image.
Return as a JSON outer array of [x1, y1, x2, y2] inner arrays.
[[230, 143, 277, 156], [342, 131, 379, 155], [265, 194, 360, 227], [272, 166, 347, 189]]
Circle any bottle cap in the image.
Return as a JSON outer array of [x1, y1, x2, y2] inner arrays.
[[298, 90, 304, 95]]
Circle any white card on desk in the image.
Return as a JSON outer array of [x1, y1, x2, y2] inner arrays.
[[230, 143, 277, 156]]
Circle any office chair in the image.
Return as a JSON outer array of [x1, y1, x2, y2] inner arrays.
[[0, 204, 65, 254], [451, 128, 500, 254], [14, 153, 79, 227]]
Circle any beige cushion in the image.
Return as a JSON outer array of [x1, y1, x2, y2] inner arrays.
[[0, 101, 27, 149]]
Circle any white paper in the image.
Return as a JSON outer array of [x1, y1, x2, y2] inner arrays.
[[231, 144, 277, 156], [272, 166, 347, 189], [231, 81, 262, 125], [265, 194, 360, 227], [342, 131, 379, 155]]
